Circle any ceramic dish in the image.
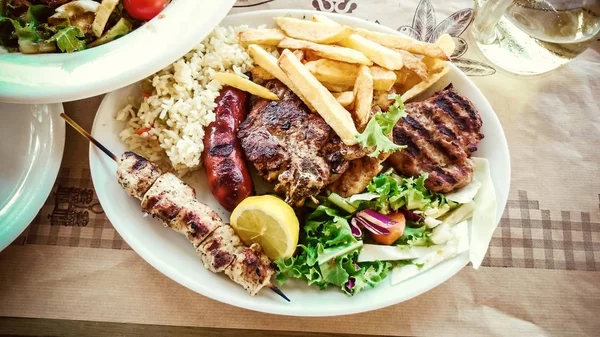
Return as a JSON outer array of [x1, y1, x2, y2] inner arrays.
[[0, 0, 237, 104], [89, 10, 510, 316], [0, 103, 65, 251]]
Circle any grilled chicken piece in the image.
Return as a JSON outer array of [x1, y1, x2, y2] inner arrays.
[[388, 84, 483, 193], [117, 151, 162, 200], [169, 199, 224, 247], [116, 152, 275, 295], [197, 226, 241, 273], [238, 80, 365, 206], [141, 173, 196, 222], [224, 243, 275, 296]]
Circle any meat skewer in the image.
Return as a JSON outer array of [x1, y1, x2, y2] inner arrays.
[[60, 113, 289, 302]]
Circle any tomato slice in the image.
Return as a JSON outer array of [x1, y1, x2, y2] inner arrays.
[[371, 212, 406, 245], [124, 0, 169, 21]]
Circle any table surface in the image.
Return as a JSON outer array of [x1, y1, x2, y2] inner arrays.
[[1, 1, 599, 336]]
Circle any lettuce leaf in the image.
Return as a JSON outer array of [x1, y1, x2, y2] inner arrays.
[[275, 202, 390, 295], [49, 26, 85, 53], [355, 94, 407, 157], [351, 170, 450, 214]]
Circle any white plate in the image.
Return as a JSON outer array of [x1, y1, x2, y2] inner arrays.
[[0, 0, 237, 104], [90, 10, 511, 317], [0, 103, 65, 251]]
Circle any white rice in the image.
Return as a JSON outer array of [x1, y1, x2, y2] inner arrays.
[[116, 25, 255, 175]]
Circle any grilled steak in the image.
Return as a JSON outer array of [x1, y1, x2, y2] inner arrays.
[[388, 84, 483, 193], [238, 80, 364, 206]]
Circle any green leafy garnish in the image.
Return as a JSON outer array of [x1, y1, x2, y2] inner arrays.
[[355, 94, 407, 157], [275, 202, 391, 295], [351, 170, 449, 214], [49, 26, 86, 53]]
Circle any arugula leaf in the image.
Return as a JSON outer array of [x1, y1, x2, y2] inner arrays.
[[355, 94, 407, 157], [49, 26, 85, 53], [8, 19, 40, 42]]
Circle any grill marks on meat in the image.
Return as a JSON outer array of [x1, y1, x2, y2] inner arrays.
[[238, 80, 364, 206], [118, 151, 162, 200], [117, 153, 274, 295], [388, 85, 483, 193]]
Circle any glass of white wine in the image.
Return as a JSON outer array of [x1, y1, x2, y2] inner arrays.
[[472, 0, 600, 75]]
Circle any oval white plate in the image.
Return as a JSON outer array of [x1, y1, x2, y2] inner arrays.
[[0, 103, 65, 251], [0, 0, 236, 104], [90, 10, 511, 317]]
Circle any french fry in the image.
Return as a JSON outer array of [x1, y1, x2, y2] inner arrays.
[[400, 34, 455, 93], [305, 59, 358, 86], [321, 81, 353, 92], [278, 49, 358, 145], [214, 72, 279, 100], [278, 37, 373, 65], [303, 49, 321, 62], [401, 65, 450, 102], [333, 91, 355, 108], [293, 49, 305, 63], [311, 14, 339, 25], [247, 45, 314, 110], [274, 17, 354, 44], [355, 28, 450, 60], [250, 66, 275, 82], [394, 69, 410, 84], [369, 66, 396, 91], [395, 49, 428, 80], [352, 66, 374, 131], [305, 59, 396, 91], [338, 34, 404, 70], [238, 28, 286, 47]]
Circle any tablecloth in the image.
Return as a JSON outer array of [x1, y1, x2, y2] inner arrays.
[[1, 0, 599, 336]]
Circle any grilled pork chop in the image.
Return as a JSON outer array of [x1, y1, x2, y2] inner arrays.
[[388, 84, 484, 193], [238, 80, 364, 206]]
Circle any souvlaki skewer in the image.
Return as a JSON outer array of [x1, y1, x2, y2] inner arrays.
[[60, 113, 289, 301]]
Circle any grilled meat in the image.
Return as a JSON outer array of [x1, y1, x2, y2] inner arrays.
[[225, 243, 274, 295], [238, 80, 364, 206], [116, 152, 274, 296], [387, 84, 483, 193], [328, 152, 389, 198], [141, 173, 196, 223], [198, 225, 241, 273], [118, 151, 162, 200]]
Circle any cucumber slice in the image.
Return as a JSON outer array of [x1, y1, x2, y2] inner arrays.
[[92, 0, 120, 37]]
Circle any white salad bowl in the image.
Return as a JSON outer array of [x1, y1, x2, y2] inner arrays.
[[0, 0, 237, 104], [89, 10, 511, 317]]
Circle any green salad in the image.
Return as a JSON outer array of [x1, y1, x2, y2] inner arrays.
[[0, 0, 168, 54], [275, 168, 475, 295]]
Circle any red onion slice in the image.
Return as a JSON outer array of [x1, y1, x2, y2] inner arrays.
[[350, 218, 363, 237], [354, 216, 391, 236]]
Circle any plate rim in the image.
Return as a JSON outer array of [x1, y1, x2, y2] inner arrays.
[[89, 9, 511, 317], [0, 103, 65, 251], [0, 0, 237, 104]]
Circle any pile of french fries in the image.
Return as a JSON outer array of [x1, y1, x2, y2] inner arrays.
[[215, 15, 455, 146]]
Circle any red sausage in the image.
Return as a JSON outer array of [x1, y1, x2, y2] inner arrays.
[[203, 86, 254, 212]]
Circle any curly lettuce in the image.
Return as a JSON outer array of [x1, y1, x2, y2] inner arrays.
[[355, 94, 407, 157], [275, 203, 392, 295]]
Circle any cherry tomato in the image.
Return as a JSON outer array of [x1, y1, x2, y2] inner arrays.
[[371, 212, 406, 245], [124, 0, 168, 21]]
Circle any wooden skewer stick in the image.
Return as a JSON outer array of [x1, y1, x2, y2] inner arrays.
[[60, 113, 119, 164], [60, 112, 291, 302]]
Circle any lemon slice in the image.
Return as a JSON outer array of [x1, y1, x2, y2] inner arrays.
[[231, 195, 299, 260]]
